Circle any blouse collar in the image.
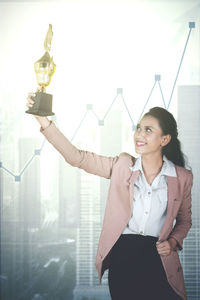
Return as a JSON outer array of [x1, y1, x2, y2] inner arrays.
[[129, 155, 177, 177]]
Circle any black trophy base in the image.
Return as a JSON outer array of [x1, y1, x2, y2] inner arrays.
[[25, 91, 55, 116]]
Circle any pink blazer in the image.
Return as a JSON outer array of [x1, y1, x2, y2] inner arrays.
[[41, 122, 193, 300]]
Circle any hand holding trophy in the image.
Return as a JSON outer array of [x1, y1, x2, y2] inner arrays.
[[26, 24, 56, 116]]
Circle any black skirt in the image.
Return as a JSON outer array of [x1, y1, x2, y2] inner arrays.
[[108, 234, 183, 300]]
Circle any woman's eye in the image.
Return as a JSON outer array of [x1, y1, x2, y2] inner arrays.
[[136, 126, 151, 132], [146, 127, 151, 132]]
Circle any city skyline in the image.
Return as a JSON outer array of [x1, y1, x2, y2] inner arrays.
[[0, 1, 199, 298]]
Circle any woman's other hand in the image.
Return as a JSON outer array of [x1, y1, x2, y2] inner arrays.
[[156, 238, 177, 256]]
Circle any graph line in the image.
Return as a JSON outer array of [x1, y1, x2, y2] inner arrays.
[[70, 110, 89, 142], [158, 81, 167, 109], [120, 94, 134, 126], [1, 166, 15, 177], [20, 154, 36, 177], [102, 94, 118, 121], [167, 22, 195, 109], [137, 80, 157, 124], [0, 22, 195, 181]]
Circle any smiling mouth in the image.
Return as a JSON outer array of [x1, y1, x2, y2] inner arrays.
[[136, 142, 146, 146]]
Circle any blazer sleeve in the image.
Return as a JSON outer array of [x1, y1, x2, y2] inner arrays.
[[40, 121, 119, 179], [168, 170, 193, 251]]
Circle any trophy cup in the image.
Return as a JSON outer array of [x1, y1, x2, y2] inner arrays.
[[26, 24, 56, 116]]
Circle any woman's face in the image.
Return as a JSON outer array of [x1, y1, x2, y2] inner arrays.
[[134, 115, 171, 157]]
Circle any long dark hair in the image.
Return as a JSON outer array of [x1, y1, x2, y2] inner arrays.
[[143, 106, 189, 168]]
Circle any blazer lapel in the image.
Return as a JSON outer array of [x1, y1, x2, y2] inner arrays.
[[158, 175, 179, 241]]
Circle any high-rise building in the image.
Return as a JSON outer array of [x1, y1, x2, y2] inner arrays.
[[0, 107, 21, 300], [18, 138, 41, 228], [1, 137, 41, 300], [0, 107, 6, 300], [73, 127, 102, 299], [17, 138, 41, 298], [178, 85, 200, 300], [100, 110, 123, 224], [73, 167, 102, 299], [59, 157, 80, 228], [99, 109, 123, 297], [73, 110, 122, 300]]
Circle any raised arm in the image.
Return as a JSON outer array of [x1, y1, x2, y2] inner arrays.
[[26, 93, 119, 179]]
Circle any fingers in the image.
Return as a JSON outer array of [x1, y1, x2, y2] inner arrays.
[[157, 248, 170, 255], [37, 87, 43, 92], [156, 241, 169, 250], [26, 92, 36, 108], [156, 243, 166, 249], [156, 241, 171, 256], [158, 250, 169, 256]]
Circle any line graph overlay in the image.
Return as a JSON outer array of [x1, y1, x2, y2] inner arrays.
[[136, 79, 157, 125], [0, 22, 195, 181], [158, 80, 166, 109], [167, 22, 195, 109]]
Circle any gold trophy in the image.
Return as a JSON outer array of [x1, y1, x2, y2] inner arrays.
[[26, 24, 56, 116]]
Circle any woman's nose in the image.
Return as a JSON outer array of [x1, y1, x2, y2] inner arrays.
[[136, 129, 145, 138]]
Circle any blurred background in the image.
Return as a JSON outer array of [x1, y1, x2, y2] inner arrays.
[[0, 0, 199, 299]]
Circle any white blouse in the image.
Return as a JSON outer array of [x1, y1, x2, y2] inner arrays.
[[122, 155, 177, 237]]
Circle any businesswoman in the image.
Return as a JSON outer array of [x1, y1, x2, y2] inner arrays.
[[26, 94, 193, 300]]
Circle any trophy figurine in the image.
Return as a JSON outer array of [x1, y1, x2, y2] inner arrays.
[[26, 24, 56, 116]]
